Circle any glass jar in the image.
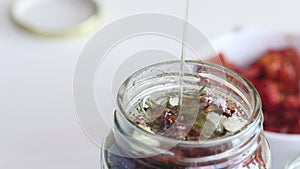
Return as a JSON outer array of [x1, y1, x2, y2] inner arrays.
[[285, 155, 300, 169], [101, 61, 271, 169]]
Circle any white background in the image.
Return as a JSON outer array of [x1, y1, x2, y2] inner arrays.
[[1, 0, 300, 168]]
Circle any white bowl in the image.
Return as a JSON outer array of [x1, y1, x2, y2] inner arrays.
[[211, 28, 300, 169]]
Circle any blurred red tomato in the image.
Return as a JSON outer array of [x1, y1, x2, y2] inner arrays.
[[210, 47, 300, 134]]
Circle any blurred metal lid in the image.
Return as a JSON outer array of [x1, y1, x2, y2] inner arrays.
[[10, 0, 101, 37]]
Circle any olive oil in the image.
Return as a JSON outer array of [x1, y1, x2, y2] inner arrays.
[[177, 0, 200, 136], [179, 0, 190, 108]]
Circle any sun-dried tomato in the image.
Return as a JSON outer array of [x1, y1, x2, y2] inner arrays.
[[255, 48, 300, 94], [155, 109, 177, 129], [253, 79, 283, 109], [210, 47, 300, 134]]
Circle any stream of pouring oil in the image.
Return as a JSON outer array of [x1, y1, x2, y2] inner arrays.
[[179, 0, 190, 107], [177, 0, 212, 140], [177, 0, 202, 138]]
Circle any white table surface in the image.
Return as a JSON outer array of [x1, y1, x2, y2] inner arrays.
[[1, 0, 300, 168]]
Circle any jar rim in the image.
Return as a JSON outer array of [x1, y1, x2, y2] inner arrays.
[[116, 60, 262, 145]]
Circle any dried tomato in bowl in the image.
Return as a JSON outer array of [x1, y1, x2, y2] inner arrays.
[[210, 47, 300, 134]]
